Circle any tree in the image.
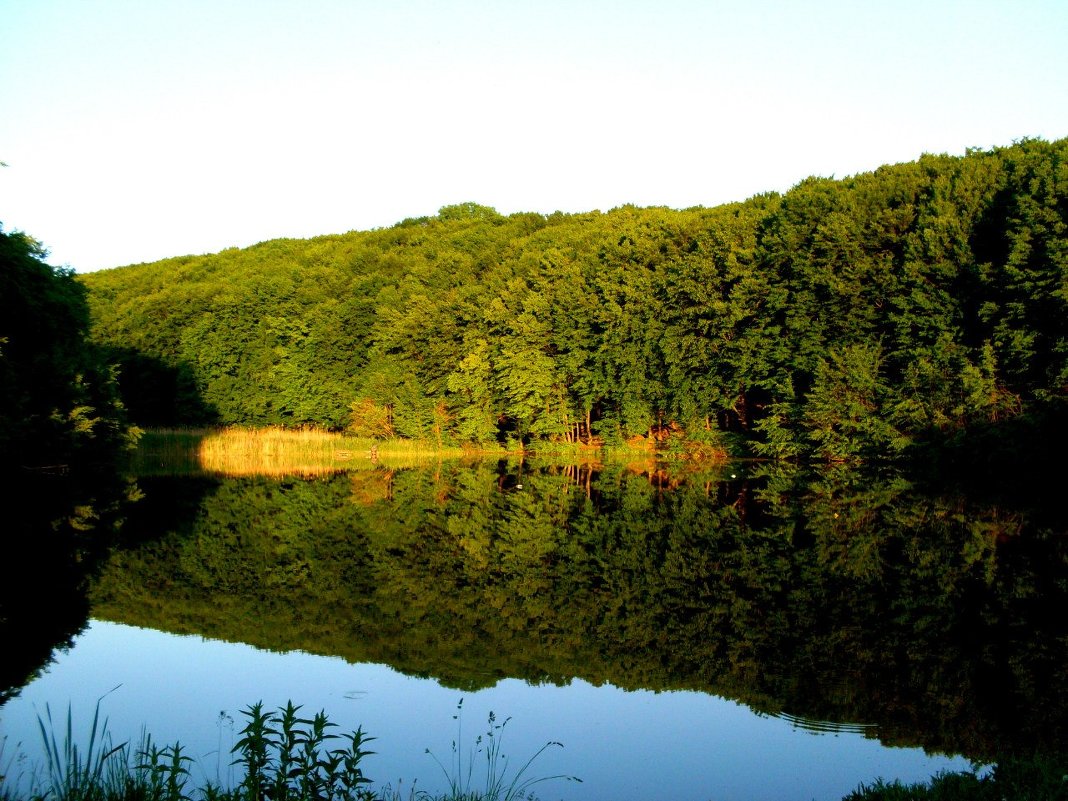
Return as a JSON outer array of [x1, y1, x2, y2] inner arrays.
[[0, 225, 132, 470]]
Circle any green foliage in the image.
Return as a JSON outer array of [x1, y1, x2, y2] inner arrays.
[[230, 701, 374, 801], [7, 699, 376, 801], [0, 226, 135, 471], [445, 339, 499, 444], [436, 203, 503, 223], [33, 695, 129, 801], [78, 138, 1068, 463], [844, 755, 1068, 801], [798, 344, 911, 462]]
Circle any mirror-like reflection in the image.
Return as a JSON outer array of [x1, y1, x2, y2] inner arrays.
[[4, 459, 1066, 798], [0, 619, 971, 801], [86, 462, 1068, 761], [0, 469, 137, 704]]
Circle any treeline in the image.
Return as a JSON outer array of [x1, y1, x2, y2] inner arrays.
[[80, 138, 1068, 461]]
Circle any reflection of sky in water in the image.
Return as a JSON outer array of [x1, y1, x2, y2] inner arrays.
[[1, 621, 972, 801]]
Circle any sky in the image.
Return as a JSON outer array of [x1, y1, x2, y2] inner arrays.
[[1, 0, 1067, 273]]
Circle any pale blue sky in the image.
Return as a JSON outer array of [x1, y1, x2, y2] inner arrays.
[[2, 0, 1066, 272]]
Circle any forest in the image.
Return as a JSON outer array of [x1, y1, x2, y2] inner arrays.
[[77, 137, 1068, 463]]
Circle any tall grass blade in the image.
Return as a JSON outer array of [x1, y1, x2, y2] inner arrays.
[[425, 701, 579, 801], [34, 687, 129, 801]]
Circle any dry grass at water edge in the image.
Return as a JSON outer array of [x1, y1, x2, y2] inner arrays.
[[129, 427, 731, 479], [130, 428, 474, 477], [197, 428, 353, 476]]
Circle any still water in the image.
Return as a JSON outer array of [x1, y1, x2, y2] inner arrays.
[[3, 460, 1066, 800]]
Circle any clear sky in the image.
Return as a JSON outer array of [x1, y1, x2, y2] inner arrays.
[[2, 0, 1066, 272]]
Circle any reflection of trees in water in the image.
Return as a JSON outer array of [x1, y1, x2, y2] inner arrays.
[[0, 222, 151, 706], [84, 462, 1068, 762], [0, 472, 141, 706], [747, 465, 1065, 759]]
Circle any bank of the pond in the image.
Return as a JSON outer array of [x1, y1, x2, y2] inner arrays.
[[4, 696, 1062, 801], [129, 427, 466, 476], [127, 427, 729, 477], [1, 698, 576, 801]]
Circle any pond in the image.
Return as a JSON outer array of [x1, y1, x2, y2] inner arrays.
[[3, 460, 1066, 800]]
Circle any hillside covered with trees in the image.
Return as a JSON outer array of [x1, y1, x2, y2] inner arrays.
[[79, 138, 1068, 463]]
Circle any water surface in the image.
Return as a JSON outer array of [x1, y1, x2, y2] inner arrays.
[[4, 460, 1066, 799]]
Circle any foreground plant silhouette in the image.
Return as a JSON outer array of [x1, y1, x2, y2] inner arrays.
[[423, 698, 581, 801], [229, 700, 375, 801], [2, 699, 375, 801], [33, 695, 129, 801], [5, 695, 1064, 800], [1, 698, 585, 801]]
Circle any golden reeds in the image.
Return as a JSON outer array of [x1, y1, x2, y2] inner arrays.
[[129, 427, 474, 477], [129, 427, 726, 479]]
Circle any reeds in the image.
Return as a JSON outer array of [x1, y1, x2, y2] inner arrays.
[[2, 699, 576, 801], [196, 428, 360, 477], [424, 699, 580, 801], [6, 700, 376, 801], [128, 428, 472, 477], [128, 426, 730, 479], [33, 696, 128, 801], [0, 692, 194, 801]]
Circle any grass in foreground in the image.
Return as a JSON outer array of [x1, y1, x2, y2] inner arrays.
[[0, 699, 578, 801], [842, 757, 1068, 800], [4, 697, 1067, 801], [5, 696, 1066, 801]]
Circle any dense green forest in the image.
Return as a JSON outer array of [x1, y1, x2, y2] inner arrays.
[[0, 226, 133, 472], [80, 138, 1068, 462], [88, 463, 1068, 762]]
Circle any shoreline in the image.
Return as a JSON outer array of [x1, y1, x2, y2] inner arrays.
[[127, 426, 732, 478]]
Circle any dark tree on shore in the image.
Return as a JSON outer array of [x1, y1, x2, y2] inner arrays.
[[0, 225, 133, 472]]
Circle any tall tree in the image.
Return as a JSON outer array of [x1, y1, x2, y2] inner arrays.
[[0, 226, 132, 470]]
